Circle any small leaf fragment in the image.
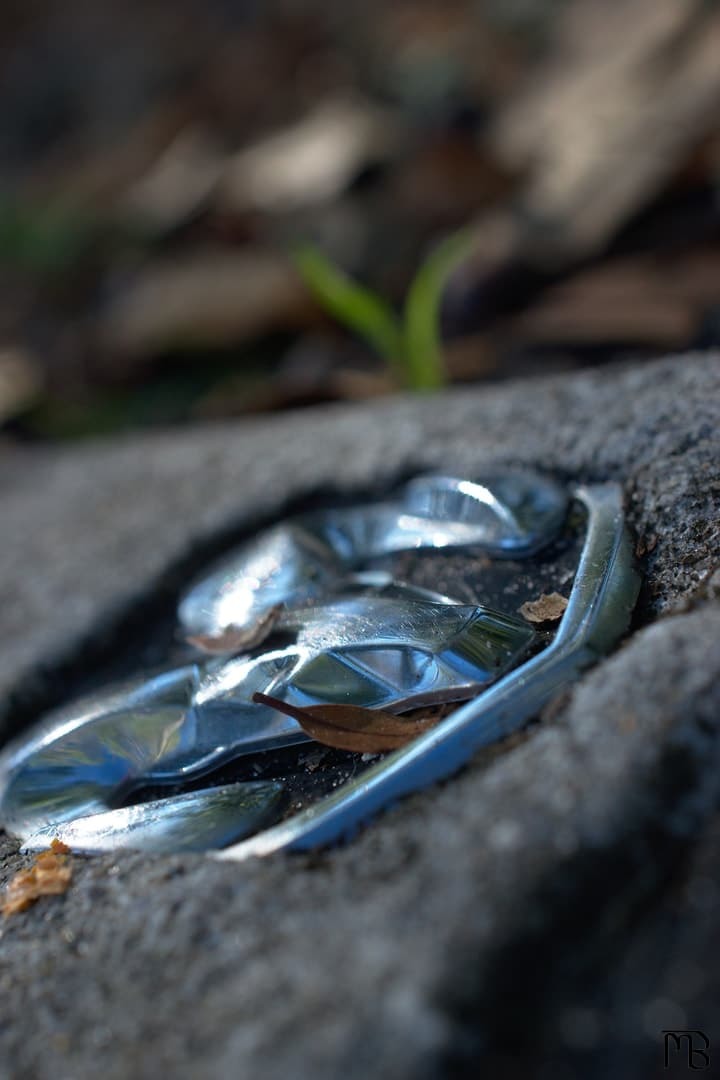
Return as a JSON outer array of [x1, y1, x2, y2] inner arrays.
[[186, 604, 284, 655], [252, 692, 440, 753], [2, 840, 73, 918], [519, 592, 569, 624]]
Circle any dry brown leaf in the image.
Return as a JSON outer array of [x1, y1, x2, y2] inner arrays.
[[101, 250, 313, 357], [2, 839, 73, 918], [506, 258, 698, 350], [121, 127, 225, 231], [218, 98, 402, 214], [186, 604, 284, 655], [47, 838, 71, 855], [252, 692, 441, 754], [493, 0, 720, 256], [519, 592, 569, 624]]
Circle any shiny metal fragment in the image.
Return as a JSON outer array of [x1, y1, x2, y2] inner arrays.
[[0, 665, 202, 837], [22, 780, 285, 855], [0, 473, 637, 859], [371, 473, 568, 557], [0, 596, 533, 839], [179, 523, 344, 641], [178, 471, 567, 637], [218, 483, 640, 861]]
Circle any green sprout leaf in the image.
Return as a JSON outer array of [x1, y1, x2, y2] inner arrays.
[[0, 198, 97, 274], [403, 227, 475, 390], [294, 227, 475, 392], [294, 247, 404, 377]]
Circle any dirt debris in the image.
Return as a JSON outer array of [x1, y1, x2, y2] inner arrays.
[[519, 591, 569, 624]]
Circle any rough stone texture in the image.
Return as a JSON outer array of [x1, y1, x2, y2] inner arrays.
[[0, 353, 719, 1079]]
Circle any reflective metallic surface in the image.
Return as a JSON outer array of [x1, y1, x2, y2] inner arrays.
[[22, 780, 285, 854], [178, 524, 344, 640], [372, 473, 568, 557], [0, 596, 533, 838], [0, 472, 638, 858], [192, 596, 534, 719], [178, 471, 567, 637], [0, 666, 202, 836], [218, 483, 640, 860], [0, 664, 201, 771]]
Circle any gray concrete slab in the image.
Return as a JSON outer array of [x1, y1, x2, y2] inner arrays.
[[0, 353, 719, 1079]]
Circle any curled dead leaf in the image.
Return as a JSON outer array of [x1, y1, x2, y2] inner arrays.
[[186, 604, 284, 655], [519, 592, 569, 624], [2, 838, 73, 918], [252, 692, 441, 754]]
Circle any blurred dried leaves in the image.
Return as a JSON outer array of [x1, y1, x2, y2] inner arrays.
[[1, 0, 719, 437], [102, 250, 313, 357], [493, 0, 720, 255]]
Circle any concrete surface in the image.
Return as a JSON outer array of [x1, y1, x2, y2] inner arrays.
[[0, 352, 718, 1079]]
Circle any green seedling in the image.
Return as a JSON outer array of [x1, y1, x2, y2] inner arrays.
[[294, 227, 474, 391], [0, 197, 99, 274]]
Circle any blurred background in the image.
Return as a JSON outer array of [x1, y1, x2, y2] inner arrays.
[[1, 0, 719, 440]]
